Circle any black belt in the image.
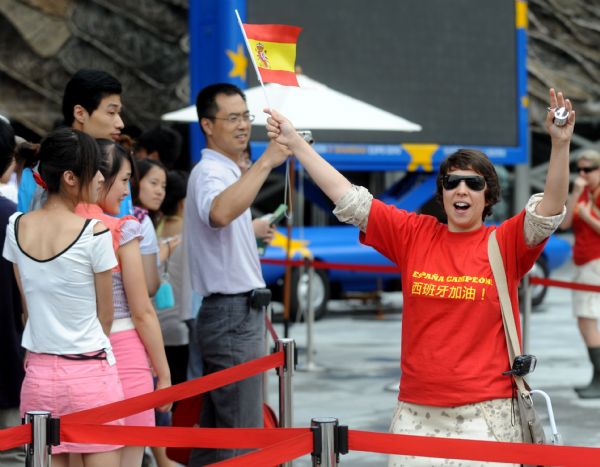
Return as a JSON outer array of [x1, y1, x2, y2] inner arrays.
[[52, 350, 107, 361], [206, 291, 252, 299]]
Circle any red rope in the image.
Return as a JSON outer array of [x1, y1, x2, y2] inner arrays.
[[262, 257, 600, 293], [0, 424, 30, 451], [60, 424, 308, 449], [260, 257, 399, 274], [63, 351, 284, 425], [530, 276, 600, 292], [211, 431, 313, 466], [349, 430, 600, 467], [61, 424, 312, 466], [7, 417, 600, 467]]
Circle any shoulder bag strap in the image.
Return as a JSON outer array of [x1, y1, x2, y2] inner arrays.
[[487, 230, 529, 393]]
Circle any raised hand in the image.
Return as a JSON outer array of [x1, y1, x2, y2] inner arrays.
[[265, 108, 303, 150], [536, 88, 575, 217], [545, 88, 575, 144]]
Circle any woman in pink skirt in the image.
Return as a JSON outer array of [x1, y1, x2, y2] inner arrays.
[[77, 140, 171, 467], [2, 128, 124, 467]]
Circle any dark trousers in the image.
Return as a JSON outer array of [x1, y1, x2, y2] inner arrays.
[[188, 294, 265, 466]]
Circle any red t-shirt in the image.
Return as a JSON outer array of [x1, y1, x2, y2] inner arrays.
[[572, 189, 600, 265], [360, 200, 546, 406]]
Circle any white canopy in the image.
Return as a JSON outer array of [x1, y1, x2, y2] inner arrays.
[[161, 74, 421, 132]]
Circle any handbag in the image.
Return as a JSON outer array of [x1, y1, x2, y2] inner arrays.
[[488, 230, 547, 454], [155, 255, 175, 310]]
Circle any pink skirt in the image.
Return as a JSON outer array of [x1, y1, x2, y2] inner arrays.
[[20, 352, 125, 454], [110, 328, 155, 427]]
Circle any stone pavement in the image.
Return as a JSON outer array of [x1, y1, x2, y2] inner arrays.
[[266, 249, 600, 465]]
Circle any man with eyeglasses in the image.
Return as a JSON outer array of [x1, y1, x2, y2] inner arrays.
[[185, 83, 289, 465]]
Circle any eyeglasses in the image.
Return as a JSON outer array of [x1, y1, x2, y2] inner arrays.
[[442, 174, 486, 191], [208, 113, 255, 125], [575, 166, 599, 174]]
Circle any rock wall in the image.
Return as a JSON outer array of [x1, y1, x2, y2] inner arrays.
[[528, 0, 600, 132], [0, 0, 188, 135]]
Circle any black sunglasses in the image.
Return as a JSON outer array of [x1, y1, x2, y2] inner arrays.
[[442, 174, 486, 191], [575, 166, 599, 174]]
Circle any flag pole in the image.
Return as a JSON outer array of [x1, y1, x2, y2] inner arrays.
[[235, 9, 272, 110], [235, 9, 294, 335]]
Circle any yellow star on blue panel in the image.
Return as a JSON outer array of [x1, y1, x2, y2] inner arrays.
[[226, 44, 248, 81], [403, 144, 439, 172]]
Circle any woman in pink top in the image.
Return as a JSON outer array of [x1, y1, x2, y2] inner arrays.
[[77, 140, 171, 467]]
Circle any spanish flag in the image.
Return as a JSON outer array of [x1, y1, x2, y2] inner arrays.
[[242, 23, 302, 86]]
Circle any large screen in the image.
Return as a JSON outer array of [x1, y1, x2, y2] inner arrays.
[[247, 0, 518, 147]]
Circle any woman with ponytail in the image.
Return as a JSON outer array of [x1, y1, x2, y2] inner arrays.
[[2, 128, 124, 467]]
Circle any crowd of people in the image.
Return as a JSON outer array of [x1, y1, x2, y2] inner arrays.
[[0, 71, 277, 467], [0, 65, 589, 467]]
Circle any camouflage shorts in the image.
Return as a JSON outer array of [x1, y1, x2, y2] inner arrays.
[[388, 398, 523, 467]]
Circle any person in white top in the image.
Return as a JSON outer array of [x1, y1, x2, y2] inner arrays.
[[132, 158, 180, 298], [2, 128, 124, 467], [185, 83, 289, 465]]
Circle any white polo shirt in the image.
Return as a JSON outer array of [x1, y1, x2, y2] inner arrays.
[[184, 148, 265, 296]]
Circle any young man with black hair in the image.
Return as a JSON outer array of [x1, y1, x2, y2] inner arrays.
[[62, 68, 124, 141], [18, 69, 129, 214]]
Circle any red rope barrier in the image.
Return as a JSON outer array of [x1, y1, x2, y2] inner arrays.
[[60, 424, 308, 449], [530, 276, 600, 293], [62, 424, 312, 466], [211, 431, 313, 466], [262, 257, 600, 294], [348, 430, 600, 467], [63, 351, 284, 425], [8, 414, 600, 466], [261, 257, 399, 274], [0, 424, 30, 451]]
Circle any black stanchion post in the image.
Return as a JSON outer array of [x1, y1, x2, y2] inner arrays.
[[24, 411, 51, 467], [311, 417, 338, 466]]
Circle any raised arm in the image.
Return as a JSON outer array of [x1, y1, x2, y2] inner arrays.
[[210, 141, 290, 228], [536, 88, 576, 217], [265, 109, 352, 204]]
